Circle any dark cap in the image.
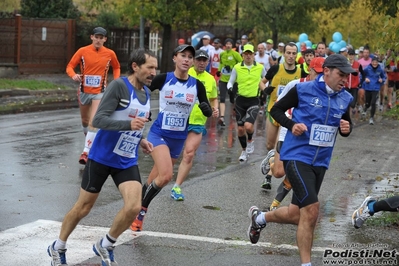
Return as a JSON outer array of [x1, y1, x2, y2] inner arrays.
[[173, 44, 195, 57], [195, 49, 209, 59], [348, 49, 356, 55], [323, 54, 357, 75], [241, 35, 248, 40], [213, 38, 221, 44], [225, 38, 234, 45], [93, 27, 107, 36]]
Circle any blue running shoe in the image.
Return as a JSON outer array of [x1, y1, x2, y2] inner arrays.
[[171, 186, 185, 201], [47, 240, 67, 266], [93, 238, 118, 266]]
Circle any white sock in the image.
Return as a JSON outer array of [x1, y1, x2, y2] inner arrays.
[[101, 234, 117, 248], [301, 263, 311, 266], [54, 239, 66, 250], [255, 212, 266, 226], [82, 126, 88, 135], [83, 131, 97, 153]]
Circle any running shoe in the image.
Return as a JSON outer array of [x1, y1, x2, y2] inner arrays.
[[379, 104, 383, 112], [361, 111, 366, 118], [218, 118, 226, 127], [238, 151, 248, 162], [93, 238, 117, 266], [388, 103, 392, 109], [47, 241, 67, 266], [260, 149, 275, 175], [352, 196, 376, 229], [261, 175, 272, 190], [171, 186, 185, 201], [369, 118, 374, 125], [246, 140, 255, 154], [247, 206, 266, 244], [79, 152, 88, 165], [130, 208, 147, 232]]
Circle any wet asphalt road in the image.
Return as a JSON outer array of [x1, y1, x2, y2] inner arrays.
[[1, 102, 399, 266]]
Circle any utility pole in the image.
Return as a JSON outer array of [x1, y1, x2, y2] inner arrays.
[[139, 15, 145, 49], [235, 0, 239, 41]]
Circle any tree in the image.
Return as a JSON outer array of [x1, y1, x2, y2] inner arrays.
[[132, 0, 232, 72], [21, 0, 80, 19], [365, 0, 399, 17], [236, 0, 352, 46]]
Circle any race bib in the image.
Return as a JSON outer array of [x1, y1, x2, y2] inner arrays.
[[84, 75, 102, 87], [162, 111, 188, 131], [113, 132, 139, 158], [309, 124, 338, 147]]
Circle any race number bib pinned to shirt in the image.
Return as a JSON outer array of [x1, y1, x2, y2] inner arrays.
[[84, 75, 102, 87], [162, 111, 188, 131], [309, 124, 338, 147], [113, 132, 140, 158]]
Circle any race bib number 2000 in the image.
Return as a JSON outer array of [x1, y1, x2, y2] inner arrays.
[[309, 124, 338, 147]]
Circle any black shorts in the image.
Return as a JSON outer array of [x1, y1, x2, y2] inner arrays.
[[81, 159, 142, 193], [234, 95, 260, 126], [284, 160, 326, 208]]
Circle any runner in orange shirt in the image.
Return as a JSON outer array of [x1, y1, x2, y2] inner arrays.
[[66, 27, 121, 164]]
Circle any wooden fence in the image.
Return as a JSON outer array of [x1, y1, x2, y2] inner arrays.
[[0, 15, 160, 75], [0, 15, 75, 74]]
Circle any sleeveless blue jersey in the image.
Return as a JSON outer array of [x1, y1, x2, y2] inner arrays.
[[150, 72, 198, 139], [89, 77, 151, 168]]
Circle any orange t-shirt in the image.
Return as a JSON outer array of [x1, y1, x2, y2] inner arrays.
[[66, 44, 121, 94]]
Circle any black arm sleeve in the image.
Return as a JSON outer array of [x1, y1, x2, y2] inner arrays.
[[265, 65, 279, 81], [338, 107, 352, 137], [196, 80, 209, 104], [270, 86, 299, 131], [149, 73, 167, 92], [92, 78, 132, 130], [196, 80, 212, 117]]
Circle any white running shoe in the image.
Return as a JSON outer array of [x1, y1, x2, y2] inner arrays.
[[369, 118, 374, 125], [352, 196, 376, 229], [238, 151, 248, 162], [246, 141, 255, 154], [260, 149, 275, 175]]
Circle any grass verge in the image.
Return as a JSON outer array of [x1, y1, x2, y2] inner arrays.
[[0, 78, 67, 90]]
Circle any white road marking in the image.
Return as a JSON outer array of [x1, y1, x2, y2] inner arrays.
[[0, 219, 327, 265]]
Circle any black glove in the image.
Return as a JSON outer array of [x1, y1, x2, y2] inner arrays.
[[199, 102, 212, 117], [225, 65, 231, 72], [216, 71, 221, 77], [264, 86, 275, 95]]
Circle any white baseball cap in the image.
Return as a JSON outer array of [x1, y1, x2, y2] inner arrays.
[[278, 42, 285, 47], [202, 35, 210, 39]]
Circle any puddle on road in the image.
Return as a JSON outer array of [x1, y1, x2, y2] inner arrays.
[[317, 173, 399, 248]]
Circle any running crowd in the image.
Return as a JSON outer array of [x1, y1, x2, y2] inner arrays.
[[47, 27, 399, 266]]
